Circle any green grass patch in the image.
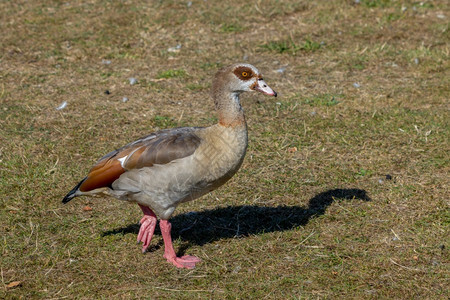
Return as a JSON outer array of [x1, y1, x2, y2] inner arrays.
[[300, 38, 322, 51], [303, 94, 342, 106], [260, 38, 321, 55], [260, 40, 294, 54], [219, 23, 243, 33], [185, 83, 206, 91], [360, 0, 392, 8], [156, 69, 187, 79], [153, 115, 177, 128]]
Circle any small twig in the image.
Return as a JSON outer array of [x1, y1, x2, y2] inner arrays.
[[46, 296, 69, 300], [359, 46, 368, 54], [335, 203, 355, 216], [33, 226, 39, 255], [213, 225, 235, 232], [177, 110, 184, 124], [371, 110, 377, 118], [235, 206, 246, 237], [293, 230, 316, 249], [390, 258, 420, 272], [153, 286, 212, 292], [391, 229, 401, 241], [235, 223, 240, 237], [202, 250, 227, 271], [25, 219, 35, 245], [1, 267, 5, 291], [52, 209, 62, 219], [182, 270, 196, 278], [45, 157, 60, 175], [179, 220, 197, 234], [254, 0, 263, 15], [0, 83, 4, 99], [44, 265, 54, 276], [54, 286, 65, 297]]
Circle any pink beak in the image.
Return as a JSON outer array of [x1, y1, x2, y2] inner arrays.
[[254, 79, 277, 97]]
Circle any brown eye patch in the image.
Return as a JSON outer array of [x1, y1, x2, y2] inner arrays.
[[233, 66, 254, 81]]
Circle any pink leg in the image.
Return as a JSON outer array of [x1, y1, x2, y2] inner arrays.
[[159, 219, 201, 269], [137, 204, 157, 253]]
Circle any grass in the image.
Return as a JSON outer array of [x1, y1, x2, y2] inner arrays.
[[302, 94, 342, 107], [219, 23, 243, 33], [1, 0, 449, 298], [361, 0, 392, 8], [156, 69, 187, 79], [260, 38, 322, 55]]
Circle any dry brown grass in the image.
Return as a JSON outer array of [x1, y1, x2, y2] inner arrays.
[[1, 0, 449, 298]]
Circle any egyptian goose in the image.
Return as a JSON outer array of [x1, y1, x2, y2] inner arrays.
[[62, 63, 277, 269]]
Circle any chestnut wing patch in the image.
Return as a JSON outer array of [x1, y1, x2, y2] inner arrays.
[[79, 128, 202, 192], [78, 157, 125, 192]]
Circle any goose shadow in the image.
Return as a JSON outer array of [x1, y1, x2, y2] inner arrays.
[[102, 188, 371, 252]]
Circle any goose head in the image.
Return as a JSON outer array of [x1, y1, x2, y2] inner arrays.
[[212, 63, 277, 126], [212, 63, 277, 99]]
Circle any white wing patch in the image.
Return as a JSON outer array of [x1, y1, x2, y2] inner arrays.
[[117, 156, 128, 168], [116, 146, 144, 169], [141, 134, 157, 142]]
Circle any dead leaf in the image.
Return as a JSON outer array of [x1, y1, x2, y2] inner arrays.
[[7, 281, 22, 289], [83, 206, 93, 211], [287, 147, 298, 153]]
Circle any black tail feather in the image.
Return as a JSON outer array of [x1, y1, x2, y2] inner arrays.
[[62, 177, 86, 204]]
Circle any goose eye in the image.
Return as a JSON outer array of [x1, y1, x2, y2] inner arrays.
[[234, 67, 253, 80]]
